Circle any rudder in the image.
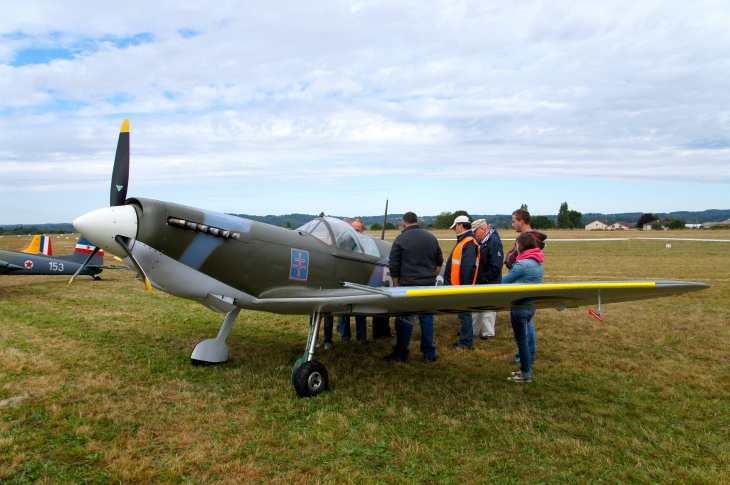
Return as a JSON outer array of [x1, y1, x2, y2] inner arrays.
[[71, 238, 105, 264], [20, 235, 53, 256]]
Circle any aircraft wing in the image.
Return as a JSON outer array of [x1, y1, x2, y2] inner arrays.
[[246, 280, 709, 316], [87, 264, 134, 270], [0, 258, 24, 273]]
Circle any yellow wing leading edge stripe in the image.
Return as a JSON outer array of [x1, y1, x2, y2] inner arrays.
[[406, 282, 656, 297]]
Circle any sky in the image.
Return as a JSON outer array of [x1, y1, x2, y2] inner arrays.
[[1, 0, 729, 224]]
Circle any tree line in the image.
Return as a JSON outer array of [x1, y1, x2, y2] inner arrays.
[[0, 225, 72, 236], [428, 204, 579, 230]]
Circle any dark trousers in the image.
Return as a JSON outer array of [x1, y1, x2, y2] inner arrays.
[[511, 309, 535, 376], [393, 315, 436, 360], [323, 315, 334, 344], [372, 316, 392, 338], [339, 316, 367, 340], [457, 312, 474, 348]]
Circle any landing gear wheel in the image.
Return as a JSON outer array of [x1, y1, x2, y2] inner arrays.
[[293, 361, 328, 397]]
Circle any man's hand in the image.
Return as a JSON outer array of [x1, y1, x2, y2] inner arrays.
[[393, 277, 399, 287]]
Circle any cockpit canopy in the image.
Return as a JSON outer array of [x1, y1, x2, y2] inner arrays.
[[297, 217, 380, 257]]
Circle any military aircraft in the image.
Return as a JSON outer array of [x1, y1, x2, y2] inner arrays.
[[70, 120, 709, 397], [0, 234, 124, 279]]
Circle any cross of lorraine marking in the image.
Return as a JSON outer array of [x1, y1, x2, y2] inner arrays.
[[293, 253, 306, 278]]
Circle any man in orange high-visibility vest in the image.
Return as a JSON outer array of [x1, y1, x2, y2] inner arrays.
[[443, 215, 481, 350]]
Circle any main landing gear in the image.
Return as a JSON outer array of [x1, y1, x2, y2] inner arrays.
[[291, 312, 329, 397], [191, 308, 241, 366], [190, 309, 328, 397]]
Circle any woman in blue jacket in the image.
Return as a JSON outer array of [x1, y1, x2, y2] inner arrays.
[[502, 233, 544, 382]]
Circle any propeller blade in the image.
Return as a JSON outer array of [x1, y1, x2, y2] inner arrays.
[[381, 199, 388, 240], [110, 119, 130, 207], [114, 235, 152, 293], [68, 246, 100, 284]]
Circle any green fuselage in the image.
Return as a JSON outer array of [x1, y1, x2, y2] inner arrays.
[[129, 198, 393, 300]]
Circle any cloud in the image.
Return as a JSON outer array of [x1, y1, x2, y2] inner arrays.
[[0, 0, 729, 221]]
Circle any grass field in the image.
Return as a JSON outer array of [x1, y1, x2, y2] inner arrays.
[[1, 231, 729, 484]]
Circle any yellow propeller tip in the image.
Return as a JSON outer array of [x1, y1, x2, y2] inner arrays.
[[120, 118, 130, 133], [144, 278, 153, 293]]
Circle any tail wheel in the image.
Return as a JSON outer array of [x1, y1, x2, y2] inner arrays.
[[293, 361, 328, 397]]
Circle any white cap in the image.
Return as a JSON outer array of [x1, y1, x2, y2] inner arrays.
[[471, 219, 487, 230], [449, 215, 471, 229]]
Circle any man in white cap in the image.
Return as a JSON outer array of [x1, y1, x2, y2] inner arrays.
[[470, 219, 504, 340], [443, 215, 480, 350]]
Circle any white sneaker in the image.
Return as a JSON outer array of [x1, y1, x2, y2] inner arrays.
[[324, 343, 333, 350]]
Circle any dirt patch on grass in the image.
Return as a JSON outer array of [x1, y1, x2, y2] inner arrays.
[[0, 288, 21, 297]]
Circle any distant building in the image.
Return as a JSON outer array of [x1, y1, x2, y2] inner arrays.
[[643, 221, 667, 230], [701, 219, 730, 229], [608, 222, 635, 231], [685, 223, 702, 229], [585, 220, 609, 231]]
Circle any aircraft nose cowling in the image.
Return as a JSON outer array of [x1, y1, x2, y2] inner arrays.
[[73, 205, 138, 257]]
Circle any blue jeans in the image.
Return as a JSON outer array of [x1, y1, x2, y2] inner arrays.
[[339, 316, 367, 340], [393, 315, 436, 360], [457, 312, 473, 348], [527, 317, 536, 362], [511, 310, 535, 377], [323, 315, 334, 344], [514, 317, 536, 362]]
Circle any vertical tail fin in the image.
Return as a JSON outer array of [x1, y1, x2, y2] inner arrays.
[[73, 238, 104, 264], [20, 235, 53, 255]]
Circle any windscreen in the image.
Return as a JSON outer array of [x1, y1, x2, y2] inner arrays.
[[297, 219, 332, 245], [356, 233, 380, 257], [325, 217, 362, 253]]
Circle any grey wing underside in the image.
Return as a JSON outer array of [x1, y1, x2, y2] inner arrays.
[[244, 280, 710, 316], [87, 265, 134, 270]]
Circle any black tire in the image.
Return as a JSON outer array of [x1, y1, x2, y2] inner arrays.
[[293, 361, 329, 397]]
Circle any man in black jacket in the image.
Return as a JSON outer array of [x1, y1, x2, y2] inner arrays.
[[471, 219, 503, 340], [383, 212, 443, 363], [443, 215, 480, 350]]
